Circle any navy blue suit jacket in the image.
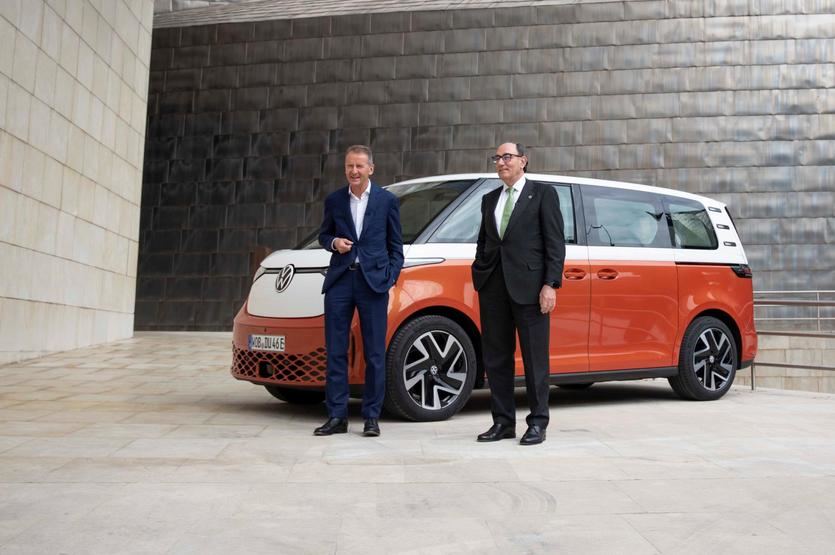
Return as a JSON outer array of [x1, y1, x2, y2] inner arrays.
[[318, 183, 404, 294]]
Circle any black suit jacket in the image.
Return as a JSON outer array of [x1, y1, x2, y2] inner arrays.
[[472, 179, 566, 305]]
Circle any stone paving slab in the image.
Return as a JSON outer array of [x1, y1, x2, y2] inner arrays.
[[1, 331, 834, 554]]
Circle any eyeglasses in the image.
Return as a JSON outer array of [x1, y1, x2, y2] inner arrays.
[[490, 153, 524, 164]]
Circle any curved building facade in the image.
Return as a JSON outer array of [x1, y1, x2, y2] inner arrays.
[[138, 0, 835, 329], [0, 0, 153, 363]]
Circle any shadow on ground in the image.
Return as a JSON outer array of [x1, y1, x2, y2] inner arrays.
[[218, 379, 681, 422]]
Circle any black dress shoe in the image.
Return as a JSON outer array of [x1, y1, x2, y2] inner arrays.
[[477, 423, 516, 442], [520, 425, 546, 445], [314, 417, 347, 436], [363, 418, 380, 437]]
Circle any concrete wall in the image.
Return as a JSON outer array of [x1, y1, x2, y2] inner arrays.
[[139, 1, 835, 330], [736, 334, 835, 393], [0, 0, 153, 364]]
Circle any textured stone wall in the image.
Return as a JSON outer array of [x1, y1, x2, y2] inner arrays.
[[736, 334, 835, 393], [139, 1, 835, 330], [0, 0, 153, 363]]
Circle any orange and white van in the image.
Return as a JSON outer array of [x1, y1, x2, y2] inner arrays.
[[231, 174, 757, 421]]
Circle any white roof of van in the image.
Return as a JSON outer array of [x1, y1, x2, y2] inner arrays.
[[388, 173, 727, 209]]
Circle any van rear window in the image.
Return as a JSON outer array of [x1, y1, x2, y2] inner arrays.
[[665, 197, 719, 249]]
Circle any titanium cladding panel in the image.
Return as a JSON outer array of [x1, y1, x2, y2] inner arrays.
[[139, 1, 835, 329]]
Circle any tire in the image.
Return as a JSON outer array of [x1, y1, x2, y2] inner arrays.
[[264, 385, 325, 404], [384, 315, 478, 421], [558, 383, 594, 390], [668, 316, 737, 401]]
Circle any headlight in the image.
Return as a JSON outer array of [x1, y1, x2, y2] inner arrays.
[[253, 266, 266, 282]]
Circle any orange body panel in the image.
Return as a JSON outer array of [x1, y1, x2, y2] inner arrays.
[[674, 265, 758, 363], [232, 260, 757, 388], [588, 259, 679, 371], [232, 304, 325, 353], [231, 266, 451, 387], [392, 259, 592, 375], [546, 260, 591, 373], [231, 304, 328, 388], [390, 261, 480, 335]]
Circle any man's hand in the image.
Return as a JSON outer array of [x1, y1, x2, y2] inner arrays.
[[332, 238, 353, 254], [539, 285, 557, 314]]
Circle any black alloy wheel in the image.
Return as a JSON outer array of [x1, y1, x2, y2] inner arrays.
[[669, 316, 738, 401], [384, 315, 477, 421]]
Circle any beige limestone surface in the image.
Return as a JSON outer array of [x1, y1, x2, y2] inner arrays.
[[0, 331, 834, 554], [0, 0, 153, 365]]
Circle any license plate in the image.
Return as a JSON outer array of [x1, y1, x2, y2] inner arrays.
[[248, 334, 285, 352]]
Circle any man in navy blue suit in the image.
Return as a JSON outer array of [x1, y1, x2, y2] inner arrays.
[[314, 145, 404, 437]]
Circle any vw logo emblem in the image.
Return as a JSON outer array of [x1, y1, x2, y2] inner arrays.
[[275, 265, 295, 293]]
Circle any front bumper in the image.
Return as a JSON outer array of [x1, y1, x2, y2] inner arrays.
[[231, 304, 327, 387]]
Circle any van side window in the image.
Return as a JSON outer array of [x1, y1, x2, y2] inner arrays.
[[429, 179, 576, 244], [665, 196, 719, 249], [583, 185, 670, 248], [552, 185, 576, 244]]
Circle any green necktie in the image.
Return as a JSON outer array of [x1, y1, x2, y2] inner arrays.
[[499, 187, 515, 238]]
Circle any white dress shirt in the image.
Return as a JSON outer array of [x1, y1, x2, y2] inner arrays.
[[350, 184, 370, 236], [332, 184, 371, 261], [494, 176, 526, 231]]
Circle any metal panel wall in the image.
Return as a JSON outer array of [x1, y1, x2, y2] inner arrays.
[[139, 1, 835, 329]]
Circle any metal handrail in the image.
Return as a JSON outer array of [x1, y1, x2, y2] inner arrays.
[[755, 300, 835, 307], [754, 290, 835, 331], [757, 331, 834, 339], [752, 362, 833, 371], [749, 291, 835, 389], [754, 289, 835, 295]]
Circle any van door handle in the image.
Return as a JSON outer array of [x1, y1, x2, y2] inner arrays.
[[597, 269, 618, 280], [563, 268, 587, 280]]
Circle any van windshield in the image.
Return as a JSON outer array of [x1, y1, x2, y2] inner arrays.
[[296, 180, 475, 249]]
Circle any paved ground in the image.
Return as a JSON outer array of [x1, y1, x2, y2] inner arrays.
[[0, 332, 833, 554]]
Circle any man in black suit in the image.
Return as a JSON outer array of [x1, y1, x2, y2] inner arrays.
[[472, 143, 565, 445]]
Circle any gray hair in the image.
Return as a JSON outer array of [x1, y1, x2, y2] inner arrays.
[[516, 143, 528, 172], [345, 144, 374, 164]]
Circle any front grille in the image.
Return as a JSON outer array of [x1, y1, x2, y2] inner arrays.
[[232, 345, 327, 384]]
